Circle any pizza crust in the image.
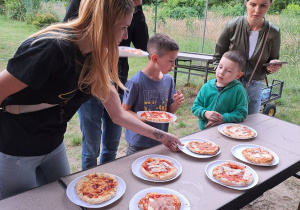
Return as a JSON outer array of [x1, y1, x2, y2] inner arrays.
[[138, 192, 181, 210], [140, 158, 178, 181], [223, 124, 256, 139], [242, 148, 274, 165], [75, 172, 118, 204], [212, 162, 253, 187], [186, 140, 220, 155]]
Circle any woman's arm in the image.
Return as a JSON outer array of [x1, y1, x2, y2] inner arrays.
[[0, 70, 27, 104], [103, 85, 183, 151]]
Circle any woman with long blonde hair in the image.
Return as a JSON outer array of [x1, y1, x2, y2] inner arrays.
[[0, 0, 182, 199]]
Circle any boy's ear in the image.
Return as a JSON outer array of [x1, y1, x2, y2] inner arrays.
[[151, 54, 158, 63], [236, 71, 243, 79]]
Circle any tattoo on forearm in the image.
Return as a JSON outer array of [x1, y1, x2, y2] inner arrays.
[[153, 129, 164, 140]]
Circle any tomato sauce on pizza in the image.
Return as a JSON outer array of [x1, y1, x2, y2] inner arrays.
[[141, 111, 173, 122], [75, 173, 118, 204]]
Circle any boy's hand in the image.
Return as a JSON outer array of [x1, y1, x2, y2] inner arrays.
[[173, 90, 185, 105], [205, 119, 223, 128], [132, 0, 142, 6], [204, 111, 222, 122]]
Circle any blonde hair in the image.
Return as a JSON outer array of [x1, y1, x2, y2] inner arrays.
[[29, 0, 134, 102]]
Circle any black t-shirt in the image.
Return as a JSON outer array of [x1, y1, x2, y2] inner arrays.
[[0, 35, 90, 156]]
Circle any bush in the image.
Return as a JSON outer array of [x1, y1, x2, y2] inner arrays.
[[32, 12, 59, 28], [211, 3, 244, 17], [165, 6, 201, 19], [4, 0, 26, 21], [282, 3, 300, 17]]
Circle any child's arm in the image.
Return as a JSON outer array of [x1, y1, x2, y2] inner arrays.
[[122, 103, 146, 122], [169, 90, 185, 113]]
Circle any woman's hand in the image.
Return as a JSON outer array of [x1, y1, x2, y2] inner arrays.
[[267, 59, 282, 73], [158, 130, 183, 152]]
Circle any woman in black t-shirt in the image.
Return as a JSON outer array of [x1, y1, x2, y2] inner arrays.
[[0, 0, 182, 199]]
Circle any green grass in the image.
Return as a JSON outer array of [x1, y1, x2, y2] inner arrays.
[[0, 16, 38, 70]]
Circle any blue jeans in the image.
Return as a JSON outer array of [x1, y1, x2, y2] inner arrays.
[[0, 142, 70, 199], [240, 79, 262, 115], [78, 96, 122, 170]]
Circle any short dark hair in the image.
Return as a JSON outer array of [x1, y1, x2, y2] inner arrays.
[[147, 33, 179, 58], [223, 50, 246, 71]]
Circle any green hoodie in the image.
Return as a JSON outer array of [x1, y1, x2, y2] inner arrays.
[[192, 79, 249, 130]]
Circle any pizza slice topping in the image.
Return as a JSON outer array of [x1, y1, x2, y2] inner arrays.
[[138, 193, 181, 210], [213, 162, 253, 186], [141, 111, 173, 122], [75, 173, 118, 204], [143, 158, 174, 174]]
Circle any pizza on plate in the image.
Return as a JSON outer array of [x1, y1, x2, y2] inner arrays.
[[187, 140, 220, 155], [140, 157, 178, 181], [75, 172, 118, 204], [141, 111, 173, 122], [212, 162, 253, 187], [242, 147, 274, 165], [222, 124, 256, 139], [138, 192, 181, 210]]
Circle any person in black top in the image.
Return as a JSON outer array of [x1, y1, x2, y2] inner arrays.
[[64, 0, 149, 169], [0, 0, 181, 199]]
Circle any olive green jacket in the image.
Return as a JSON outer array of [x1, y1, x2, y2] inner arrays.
[[214, 16, 280, 81]]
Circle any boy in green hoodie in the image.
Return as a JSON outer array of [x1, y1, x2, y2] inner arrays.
[[192, 50, 249, 130]]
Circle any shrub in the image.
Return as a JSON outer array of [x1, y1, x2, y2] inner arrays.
[[4, 0, 26, 21], [32, 12, 59, 28], [282, 3, 300, 17], [211, 3, 244, 17]]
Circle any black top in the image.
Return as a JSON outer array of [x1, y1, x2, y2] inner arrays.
[[0, 35, 90, 156], [63, 0, 149, 94]]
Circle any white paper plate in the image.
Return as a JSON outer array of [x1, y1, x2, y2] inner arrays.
[[231, 144, 279, 166], [205, 160, 259, 190], [132, 154, 182, 182], [66, 173, 126, 208], [118, 46, 148, 57], [178, 138, 221, 158], [129, 187, 191, 210], [218, 123, 257, 139], [137, 111, 177, 123]]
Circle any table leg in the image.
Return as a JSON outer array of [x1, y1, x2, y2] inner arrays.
[[174, 59, 178, 85], [204, 61, 210, 84]]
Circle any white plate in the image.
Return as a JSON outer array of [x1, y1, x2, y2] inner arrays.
[[205, 160, 259, 190], [178, 138, 221, 158], [129, 187, 191, 210], [218, 123, 257, 139], [118, 46, 148, 57], [132, 154, 182, 182], [137, 111, 177, 123], [231, 144, 279, 166], [66, 173, 126, 208]]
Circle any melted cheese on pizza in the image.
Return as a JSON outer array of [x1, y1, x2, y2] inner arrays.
[[139, 193, 181, 210], [217, 163, 251, 181], [223, 124, 255, 138], [145, 159, 174, 174]]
